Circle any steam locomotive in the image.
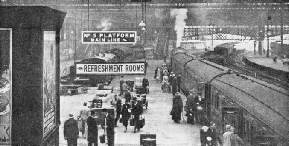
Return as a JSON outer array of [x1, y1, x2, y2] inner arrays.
[[201, 42, 244, 65], [171, 48, 289, 146]]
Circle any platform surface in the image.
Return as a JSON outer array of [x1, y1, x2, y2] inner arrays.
[[59, 59, 203, 146], [245, 52, 289, 72]]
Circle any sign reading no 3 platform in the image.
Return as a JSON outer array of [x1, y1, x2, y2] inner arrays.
[[82, 31, 137, 44]]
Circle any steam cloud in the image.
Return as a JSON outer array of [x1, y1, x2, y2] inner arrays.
[[170, 9, 188, 47]]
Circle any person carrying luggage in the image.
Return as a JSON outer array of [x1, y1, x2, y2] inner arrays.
[[121, 100, 131, 133], [133, 100, 143, 133], [171, 92, 183, 123]]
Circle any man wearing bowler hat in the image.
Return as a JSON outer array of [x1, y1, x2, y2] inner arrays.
[[64, 113, 79, 146]]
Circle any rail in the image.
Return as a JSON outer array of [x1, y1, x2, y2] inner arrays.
[[225, 52, 289, 90]]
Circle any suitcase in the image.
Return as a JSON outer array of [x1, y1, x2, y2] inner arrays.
[[99, 134, 105, 143], [130, 118, 135, 126], [140, 133, 156, 146]]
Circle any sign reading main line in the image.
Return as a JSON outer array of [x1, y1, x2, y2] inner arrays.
[[82, 31, 137, 44], [76, 62, 145, 75]]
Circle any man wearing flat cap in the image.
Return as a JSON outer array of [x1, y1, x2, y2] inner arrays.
[[64, 113, 79, 146]]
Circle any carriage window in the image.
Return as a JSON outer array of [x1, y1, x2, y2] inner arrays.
[[215, 92, 220, 109], [211, 86, 218, 109]]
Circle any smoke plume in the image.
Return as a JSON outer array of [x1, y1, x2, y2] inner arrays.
[[170, 9, 188, 47]]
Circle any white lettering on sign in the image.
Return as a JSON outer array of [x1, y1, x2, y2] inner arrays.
[[43, 108, 55, 136], [0, 124, 10, 142], [76, 62, 145, 75], [82, 31, 137, 44]]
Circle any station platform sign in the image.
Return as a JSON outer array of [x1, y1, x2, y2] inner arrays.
[[82, 31, 137, 44], [76, 62, 146, 75]]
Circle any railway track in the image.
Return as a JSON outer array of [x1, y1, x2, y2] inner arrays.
[[225, 52, 289, 89]]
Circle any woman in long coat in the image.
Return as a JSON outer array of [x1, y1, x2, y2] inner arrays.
[[121, 100, 131, 133], [171, 93, 183, 123], [87, 111, 98, 146], [114, 98, 122, 127], [133, 100, 143, 133]]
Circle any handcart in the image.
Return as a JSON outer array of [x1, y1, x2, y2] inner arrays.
[[134, 77, 149, 94]]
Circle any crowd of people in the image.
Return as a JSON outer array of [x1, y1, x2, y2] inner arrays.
[[63, 93, 145, 146], [154, 61, 181, 96], [200, 123, 244, 146], [62, 61, 244, 146]]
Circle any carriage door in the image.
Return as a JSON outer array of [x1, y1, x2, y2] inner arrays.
[[222, 107, 243, 136]]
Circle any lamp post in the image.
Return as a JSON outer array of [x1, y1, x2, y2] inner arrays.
[[209, 23, 215, 50], [266, 14, 271, 58], [139, 21, 146, 60], [74, 12, 77, 64], [87, 0, 90, 30]]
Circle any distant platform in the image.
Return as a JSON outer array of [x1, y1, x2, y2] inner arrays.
[[245, 52, 289, 72]]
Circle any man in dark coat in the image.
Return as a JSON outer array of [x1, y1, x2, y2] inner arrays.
[[200, 126, 209, 146], [177, 73, 182, 92], [87, 111, 98, 146], [154, 67, 158, 79], [64, 113, 79, 146], [114, 98, 122, 127], [119, 76, 124, 95], [185, 90, 196, 124], [142, 77, 149, 94], [102, 113, 115, 146], [194, 92, 205, 124], [171, 93, 183, 123], [170, 73, 178, 96], [207, 122, 222, 146], [133, 100, 143, 133], [121, 100, 131, 133], [124, 90, 132, 103]]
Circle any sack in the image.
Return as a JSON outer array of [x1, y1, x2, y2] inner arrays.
[[197, 106, 203, 111], [139, 115, 145, 128], [119, 118, 123, 123], [99, 134, 105, 143], [130, 118, 135, 126]]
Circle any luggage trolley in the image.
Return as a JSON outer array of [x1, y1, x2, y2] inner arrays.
[[134, 77, 149, 95]]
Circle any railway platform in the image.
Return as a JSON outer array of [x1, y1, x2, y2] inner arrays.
[[244, 51, 289, 72], [59, 59, 202, 146]]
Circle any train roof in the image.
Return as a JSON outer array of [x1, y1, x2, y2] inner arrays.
[[212, 74, 289, 141], [172, 49, 195, 65], [185, 59, 230, 81], [214, 42, 240, 49]]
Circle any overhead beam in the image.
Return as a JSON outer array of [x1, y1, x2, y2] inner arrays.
[[8, 2, 289, 10]]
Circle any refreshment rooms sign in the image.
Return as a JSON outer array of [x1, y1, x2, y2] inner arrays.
[[82, 31, 137, 44], [76, 62, 145, 75]]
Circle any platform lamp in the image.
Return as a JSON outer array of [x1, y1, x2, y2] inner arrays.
[[209, 23, 215, 50], [139, 21, 146, 59], [266, 15, 271, 58]]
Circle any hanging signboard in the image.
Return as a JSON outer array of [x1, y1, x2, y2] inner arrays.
[[82, 31, 137, 44], [76, 62, 146, 75]]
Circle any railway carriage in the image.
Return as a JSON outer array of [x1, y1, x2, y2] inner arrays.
[[171, 48, 289, 146]]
